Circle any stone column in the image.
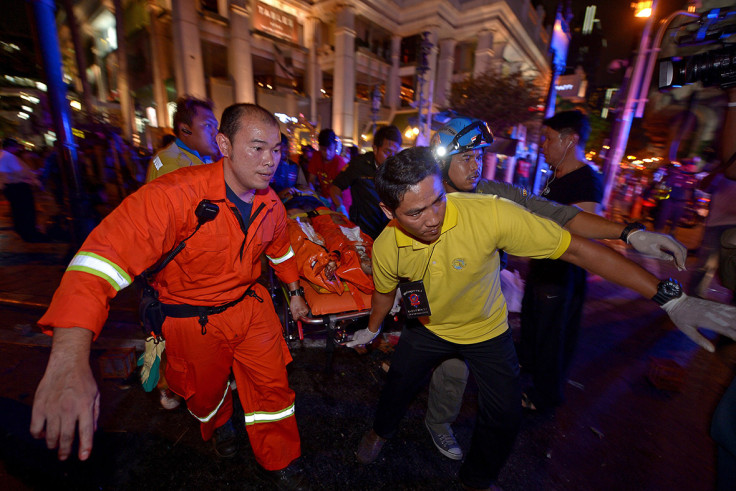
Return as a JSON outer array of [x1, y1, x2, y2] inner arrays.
[[386, 35, 401, 110], [416, 28, 438, 145], [229, 1, 255, 103], [113, 0, 134, 141], [332, 5, 356, 144], [435, 38, 456, 108], [305, 16, 322, 122], [171, 0, 206, 98], [148, 0, 169, 128], [473, 30, 494, 77]]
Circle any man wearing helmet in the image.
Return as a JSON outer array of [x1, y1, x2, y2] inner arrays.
[[348, 146, 736, 490], [412, 116, 689, 461]]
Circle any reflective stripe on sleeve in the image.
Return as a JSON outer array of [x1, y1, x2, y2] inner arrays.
[[188, 384, 230, 423], [243, 403, 295, 426], [67, 252, 133, 291], [267, 246, 294, 265]]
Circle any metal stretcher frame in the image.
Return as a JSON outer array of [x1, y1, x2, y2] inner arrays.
[[270, 273, 371, 370]]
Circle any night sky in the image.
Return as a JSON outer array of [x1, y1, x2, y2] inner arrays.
[[533, 0, 690, 69]]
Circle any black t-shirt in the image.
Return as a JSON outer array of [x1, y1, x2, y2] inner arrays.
[[530, 164, 603, 284], [332, 152, 389, 240]]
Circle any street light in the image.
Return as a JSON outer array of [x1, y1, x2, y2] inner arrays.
[[601, 1, 700, 206], [370, 85, 381, 136]]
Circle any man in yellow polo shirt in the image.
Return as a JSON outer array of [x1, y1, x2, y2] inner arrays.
[[352, 147, 736, 490], [145, 96, 220, 182]]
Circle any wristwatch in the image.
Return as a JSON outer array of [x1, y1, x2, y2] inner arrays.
[[288, 287, 305, 298], [652, 278, 683, 306], [620, 222, 646, 243]]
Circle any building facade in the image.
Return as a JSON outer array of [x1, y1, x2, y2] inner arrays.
[[60, 0, 553, 148]]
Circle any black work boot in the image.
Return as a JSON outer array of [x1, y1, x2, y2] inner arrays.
[[258, 458, 309, 490], [212, 419, 238, 458]]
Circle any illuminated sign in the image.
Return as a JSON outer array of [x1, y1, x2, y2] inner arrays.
[[254, 2, 299, 44]]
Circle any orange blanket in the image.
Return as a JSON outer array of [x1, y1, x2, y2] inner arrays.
[[286, 209, 374, 301]]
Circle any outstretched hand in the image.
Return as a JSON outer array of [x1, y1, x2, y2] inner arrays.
[[661, 293, 736, 352], [627, 230, 687, 270], [30, 327, 99, 461], [346, 327, 380, 348]]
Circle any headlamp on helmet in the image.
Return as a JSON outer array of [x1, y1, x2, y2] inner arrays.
[[431, 117, 493, 161]]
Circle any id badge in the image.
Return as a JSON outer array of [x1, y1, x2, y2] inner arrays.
[[399, 280, 432, 319]]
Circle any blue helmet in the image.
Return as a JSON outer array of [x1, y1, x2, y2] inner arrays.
[[430, 117, 493, 163]]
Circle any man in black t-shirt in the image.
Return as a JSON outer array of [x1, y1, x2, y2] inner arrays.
[[329, 126, 402, 239], [520, 110, 604, 412]]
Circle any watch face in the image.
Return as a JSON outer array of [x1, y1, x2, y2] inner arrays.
[[661, 280, 682, 297]]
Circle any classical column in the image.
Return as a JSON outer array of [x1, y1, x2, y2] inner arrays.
[[113, 0, 134, 140], [332, 5, 356, 144], [229, 1, 255, 103], [305, 16, 322, 122], [148, 0, 169, 128], [171, 0, 206, 98], [415, 29, 437, 145], [385, 35, 401, 110], [473, 30, 494, 77], [435, 38, 456, 108]]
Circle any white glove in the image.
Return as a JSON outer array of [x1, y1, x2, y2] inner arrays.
[[346, 327, 380, 348], [628, 230, 687, 271], [661, 293, 736, 352], [336, 204, 349, 218]]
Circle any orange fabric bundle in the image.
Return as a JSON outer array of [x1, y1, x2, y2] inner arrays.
[[285, 218, 343, 294], [310, 212, 374, 294]]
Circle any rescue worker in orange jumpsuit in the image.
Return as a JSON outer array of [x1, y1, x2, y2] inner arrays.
[[30, 104, 311, 490]]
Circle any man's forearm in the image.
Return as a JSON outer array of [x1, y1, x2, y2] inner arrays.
[[560, 235, 658, 299], [368, 289, 396, 332], [48, 327, 94, 368], [565, 212, 625, 240]]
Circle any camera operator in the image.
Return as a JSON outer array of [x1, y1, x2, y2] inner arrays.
[[711, 87, 736, 491]]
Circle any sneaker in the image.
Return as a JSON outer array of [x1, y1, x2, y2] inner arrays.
[[212, 419, 238, 458], [425, 421, 463, 460], [356, 429, 386, 464], [159, 388, 182, 410]]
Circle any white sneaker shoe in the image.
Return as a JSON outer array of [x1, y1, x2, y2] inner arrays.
[[159, 388, 182, 410], [425, 421, 463, 460]]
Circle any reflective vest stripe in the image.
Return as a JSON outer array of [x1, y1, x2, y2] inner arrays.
[[67, 252, 132, 291], [243, 403, 295, 426], [188, 384, 230, 423], [267, 246, 294, 265]]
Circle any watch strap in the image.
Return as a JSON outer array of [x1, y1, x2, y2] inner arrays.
[[620, 222, 646, 243], [288, 287, 305, 298]]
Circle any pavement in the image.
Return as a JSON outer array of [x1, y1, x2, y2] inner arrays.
[[0, 200, 735, 490]]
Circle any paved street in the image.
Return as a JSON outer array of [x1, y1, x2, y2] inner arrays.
[[0, 204, 734, 490]]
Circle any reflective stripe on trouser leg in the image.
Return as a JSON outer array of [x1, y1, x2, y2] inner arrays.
[[161, 315, 235, 442], [232, 290, 300, 471]]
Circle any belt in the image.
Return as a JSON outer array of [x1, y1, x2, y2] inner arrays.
[[161, 286, 263, 335]]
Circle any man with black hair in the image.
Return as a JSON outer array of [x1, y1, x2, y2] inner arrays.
[[31, 103, 310, 490], [520, 110, 604, 412], [145, 96, 220, 182], [351, 146, 736, 490], [329, 125, 402, 239]]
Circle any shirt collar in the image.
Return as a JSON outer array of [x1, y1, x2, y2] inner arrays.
[[393, 196, 458, 249], [175, 138, 211, 164]]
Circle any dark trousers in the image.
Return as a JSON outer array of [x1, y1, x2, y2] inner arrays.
[[3, 182, 39, 242], [712, 374, 736, 491], [520, 268, 587, 410], [373, 321, 521, 488]]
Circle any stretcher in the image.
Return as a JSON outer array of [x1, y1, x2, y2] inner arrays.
[[273, 205, 374, 367]]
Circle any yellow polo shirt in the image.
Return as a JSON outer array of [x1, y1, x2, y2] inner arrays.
[[372, 193, 571, 344], [146, 141, 207, 183]]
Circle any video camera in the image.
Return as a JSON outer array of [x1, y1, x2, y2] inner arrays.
[[658, 7, 736, 90]]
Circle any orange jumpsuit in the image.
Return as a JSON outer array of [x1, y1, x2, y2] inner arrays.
[[39, 161, 301, 470]]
